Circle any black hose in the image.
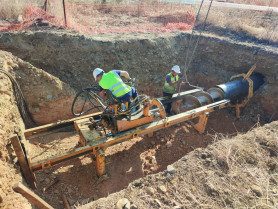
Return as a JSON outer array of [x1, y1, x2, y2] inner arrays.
[[0, 69, 38, 128]]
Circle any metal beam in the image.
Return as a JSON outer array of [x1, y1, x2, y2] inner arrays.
[[24, 112, 102, 137], [158, 88, 201, 104]]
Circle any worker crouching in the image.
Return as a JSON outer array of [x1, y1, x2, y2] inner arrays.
[[93, 68, 138, 106]]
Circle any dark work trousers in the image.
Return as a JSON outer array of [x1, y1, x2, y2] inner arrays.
[[118, 87, 138, 102], [163, 92, 173, 114]]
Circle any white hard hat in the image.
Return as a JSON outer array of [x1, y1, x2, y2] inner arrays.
[[172, 65, 181, 73], [93, 68, 104, 80]]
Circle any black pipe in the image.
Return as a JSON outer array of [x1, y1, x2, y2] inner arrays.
[[162, 73, 264, 114], [215, 73, 264, 103]]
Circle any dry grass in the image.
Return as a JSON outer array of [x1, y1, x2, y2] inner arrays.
[[182, 125, 278, 208], [0, 0, 44, 20], [0, 0, 277, 43], [0, 0, 26, 19], [226, 0, 278, 7], [65, 1, 194, 33], [196, 5, 278, 43]]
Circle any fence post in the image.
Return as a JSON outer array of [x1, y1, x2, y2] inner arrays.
[[63, 0, 67, 27], [137, 1, 140, 29], [43, 0, 48, 11]]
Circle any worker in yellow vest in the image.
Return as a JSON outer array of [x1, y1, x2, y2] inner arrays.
[[93, 68, 138, 103], [163, 65, 184, 115]]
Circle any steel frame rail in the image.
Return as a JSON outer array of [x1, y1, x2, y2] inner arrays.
[[9, 111, 102, 189], [10, 96, 229, 188]]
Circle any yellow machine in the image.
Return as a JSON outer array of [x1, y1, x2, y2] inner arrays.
[[9, 67, 264, 188]]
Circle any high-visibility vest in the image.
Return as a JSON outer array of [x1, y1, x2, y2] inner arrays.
[[99, 71, 131, 98], [163, 73, 179, 94]]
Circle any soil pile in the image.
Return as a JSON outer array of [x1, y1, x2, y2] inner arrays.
[[82, 121, 278, 209]]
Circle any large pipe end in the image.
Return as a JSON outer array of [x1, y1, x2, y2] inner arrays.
[[214, 73, 265, 103]]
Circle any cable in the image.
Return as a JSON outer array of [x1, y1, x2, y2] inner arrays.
[[185, 0, 213, 73], [180, 0, 214, 92], [103, 95, 149, 116], [0, 69, 38, 128], [184, 0, 205, 69]]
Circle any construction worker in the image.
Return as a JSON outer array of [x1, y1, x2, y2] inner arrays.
[[163, 65, 184, 115], [93, 68, 138, 103]]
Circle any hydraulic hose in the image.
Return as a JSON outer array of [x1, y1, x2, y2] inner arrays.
[[0, 69, 38, 128]]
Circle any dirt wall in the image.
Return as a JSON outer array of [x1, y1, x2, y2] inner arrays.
[[0, 50, 76, 124], [0, 51, 31, 209], [0, 50, 77, 208], [0, 31, 277, 120]]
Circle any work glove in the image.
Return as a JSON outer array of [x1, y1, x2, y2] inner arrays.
[[127, 78, 136, 86], [128, 78, 136, 82]]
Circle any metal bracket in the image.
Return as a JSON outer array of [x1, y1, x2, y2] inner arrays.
[[95, 148, 106, 177], [229, 64, 256, 118], [193, 113, 209, 134], [163, 118, 170, 127]]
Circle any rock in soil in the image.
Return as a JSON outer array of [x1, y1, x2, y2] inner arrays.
[[158, 185, 167, 193], [251, 185, 263, 197], [146, 187, 155, 195], [154, 199, 162, 207], [116, 198, 130, 209], [167, 165, 175, 174]]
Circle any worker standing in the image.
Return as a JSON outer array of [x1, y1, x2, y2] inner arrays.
[[163, 65, 184, 115], [93, 68, 138, 103]]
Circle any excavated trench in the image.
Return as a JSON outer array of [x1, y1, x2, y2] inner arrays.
[[0, 31, 277, 208]]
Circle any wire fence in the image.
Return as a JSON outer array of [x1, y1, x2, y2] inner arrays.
[[0, 0, 195, 34], [66, 1, 195, 33]]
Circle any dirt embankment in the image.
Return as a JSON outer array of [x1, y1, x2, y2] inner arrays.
[[0, 50, 31, 209], [0, 31, 277, 120], [1, 50, 76, 124], [83, 121, 278, 209]]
